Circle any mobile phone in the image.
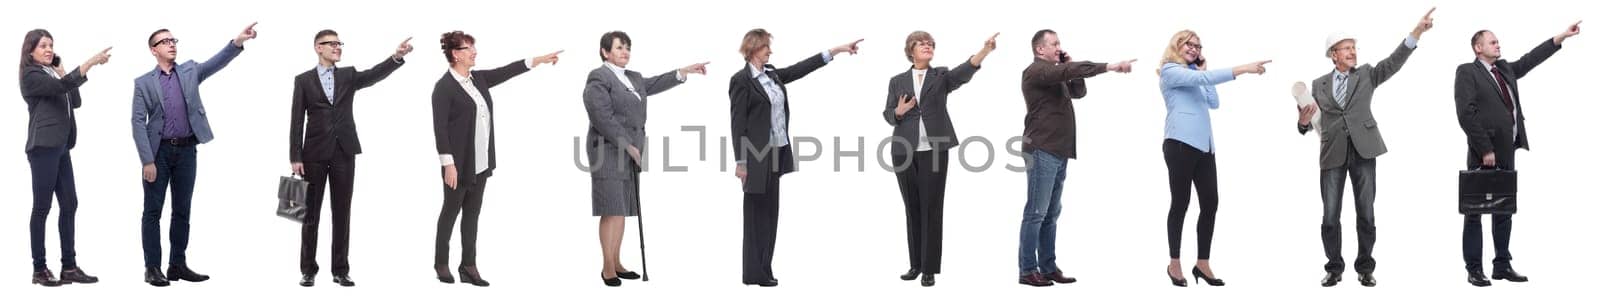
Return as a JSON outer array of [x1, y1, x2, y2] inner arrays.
[[51, 56, 61, 67], [1056, 51, 1068, 63]]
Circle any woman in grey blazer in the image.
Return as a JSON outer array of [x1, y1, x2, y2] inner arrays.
[[582, 31, 707, 287], [19, 29, 108, 287], [882, 31, 995, 287]]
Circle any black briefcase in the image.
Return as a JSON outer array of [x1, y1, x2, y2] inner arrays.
[[277, 175, 308, 222], [1458, 169, 1516, 215]]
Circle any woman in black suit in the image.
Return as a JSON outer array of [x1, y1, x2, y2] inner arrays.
[[727, 28, 860, 287], [19, 29, 108, 287], [882, 31, 995, 287], [429, 30, 560, 287]]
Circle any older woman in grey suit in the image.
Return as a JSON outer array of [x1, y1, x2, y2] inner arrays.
[[582, 30, 707, 287], [883, 31, 995, 287]]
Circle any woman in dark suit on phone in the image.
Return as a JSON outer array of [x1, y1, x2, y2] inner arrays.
[[19, 29, 108, 287], [429, 30, 560, 287]]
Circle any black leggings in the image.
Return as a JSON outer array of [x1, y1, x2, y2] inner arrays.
[[1164, 139, 1218, 259]]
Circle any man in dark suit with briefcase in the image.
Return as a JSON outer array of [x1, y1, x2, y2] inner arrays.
[[1452, 21, 1580, 287]]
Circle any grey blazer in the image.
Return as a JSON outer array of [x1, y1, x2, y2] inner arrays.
[[1300, 40, 1414, 170], [582, 65, 683, 179], [131, 41, 243, 165], [880, 60, 979, 157], [20, 66, 86, 152]]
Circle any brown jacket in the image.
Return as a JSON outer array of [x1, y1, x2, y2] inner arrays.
[[1020, 58, 1107, 159]]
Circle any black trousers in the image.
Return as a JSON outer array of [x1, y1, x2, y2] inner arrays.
[[893, 150, 949, 274], [1163, 139, 1219, 260], [1464, 145, 1515, 273], [1321, 139, 1377, 274], [742, 146, 791, 283], [437, 172, 489, 268], [28, 147, 77, 271], [301, 148, 356, 276]]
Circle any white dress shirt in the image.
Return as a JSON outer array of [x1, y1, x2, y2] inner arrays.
[[911, 68, 932, 152]]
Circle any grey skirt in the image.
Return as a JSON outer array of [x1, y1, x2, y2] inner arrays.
[[592, 175, 640, 217]]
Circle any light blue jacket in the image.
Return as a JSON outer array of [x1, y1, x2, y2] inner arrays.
[[1159, 62, 1234, 153], [130, 41, 243, 165]]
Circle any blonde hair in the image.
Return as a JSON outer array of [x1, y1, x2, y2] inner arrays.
[[903, 31, 933, 63], [1158, 30, 1198, 75], [739, 29, 773, 62]]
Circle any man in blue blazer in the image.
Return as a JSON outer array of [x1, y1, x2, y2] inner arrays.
[[130, 22, 256, 287]]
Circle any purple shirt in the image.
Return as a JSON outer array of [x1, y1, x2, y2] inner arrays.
[[157, 69, 193, 138]]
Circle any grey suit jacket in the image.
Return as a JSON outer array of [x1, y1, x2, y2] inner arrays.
[[583, 65, 683, 179], [880, 60, 980, 157], [20, 66, 86, 152], [131, 41, 243, 165], [1300, 40, 1414, 170]]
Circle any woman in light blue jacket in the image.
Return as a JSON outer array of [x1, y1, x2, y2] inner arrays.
[[1155, 29, 1269, 287]]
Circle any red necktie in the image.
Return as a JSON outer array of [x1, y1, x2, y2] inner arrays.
[[1489, 67, 1515, 118]]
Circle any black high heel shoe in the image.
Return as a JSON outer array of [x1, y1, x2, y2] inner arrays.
[[616, 271, 641, 280], [435, 266, 455, 284], [602, 274, 622, 287], [1192, 266, 1225, 286], [458, 267, 490, 287], [1167, 268, 1188, 287]]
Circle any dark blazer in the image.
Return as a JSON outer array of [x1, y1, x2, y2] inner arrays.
[[881, 60, 980, 157], [1454, 39, 1560, 157], [1019, 58, 1106, 159], [20, 66, 86, 152], [728, 53, 828, 194], [1298, 41, 1415, 170], [582, 65, 682, 179], [131, 41, 243, 165], [431, 60, 530, 182], [289, 57, 404, 163]]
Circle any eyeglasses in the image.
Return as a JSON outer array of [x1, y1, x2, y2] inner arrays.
[[150, 38, 178, 47], [453, 46, 472, 51], [1331, 46, 1357, 53], [318, 41, 345, 48], [913, 40, 936, 48], [1184, 41, 1203, 50]]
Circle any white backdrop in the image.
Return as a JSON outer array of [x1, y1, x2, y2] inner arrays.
[[3, 0, 1596, 297]]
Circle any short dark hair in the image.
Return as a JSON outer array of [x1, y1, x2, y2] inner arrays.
[[314, 29, 339, 44], [147, 28, 171, 47], [439, 31, 475, 64], [1031, 29, 1056, 49], [598, 31, 631, 62], [20, 29, 52, 70], [1470, 30, 1492, 47]]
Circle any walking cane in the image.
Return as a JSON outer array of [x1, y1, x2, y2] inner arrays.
[[636, 169, 650, 282]]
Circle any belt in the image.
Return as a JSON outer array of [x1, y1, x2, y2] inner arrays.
[[161, 136, 199, 147]]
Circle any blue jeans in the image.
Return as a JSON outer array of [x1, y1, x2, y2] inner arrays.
[[28, 146, 78, 271], [142, 143, 198, 268], [1019, 150, 1067, 275]]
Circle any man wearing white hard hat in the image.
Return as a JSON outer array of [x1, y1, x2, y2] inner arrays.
[[1453, 20, 1581, 287], [1296, 7, 1433, 288]]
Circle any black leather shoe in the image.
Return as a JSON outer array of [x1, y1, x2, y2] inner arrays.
[[1492, 268, 1528, 282], [299, 274, 314, 287], [1192, 266, 1224, 286], [32, 269, 62, 287], [742, 279, 778, 287], [333, 275, 355, 287], [435, 266, 455, 284], [145, 268, 170, 287], [1358, 273, 1377, 287], [920, 273, 936, 287], [1320, 272, 1341, 287], [59, 267, 99, 284], [166, 265, 210, 282], [603, 276, 622, 287], [1046, 271, 1077, 284], [616, 271, 641, 280], [459, 267, 490, 287], [1167, 270, 1187, 287], [1468, 271, 1492, 287], [1018, 272, 1053, 287], [900, 268, 920, 281]]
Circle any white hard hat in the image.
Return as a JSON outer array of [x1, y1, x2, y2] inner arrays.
[[1325, 32, 1357, 54]]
